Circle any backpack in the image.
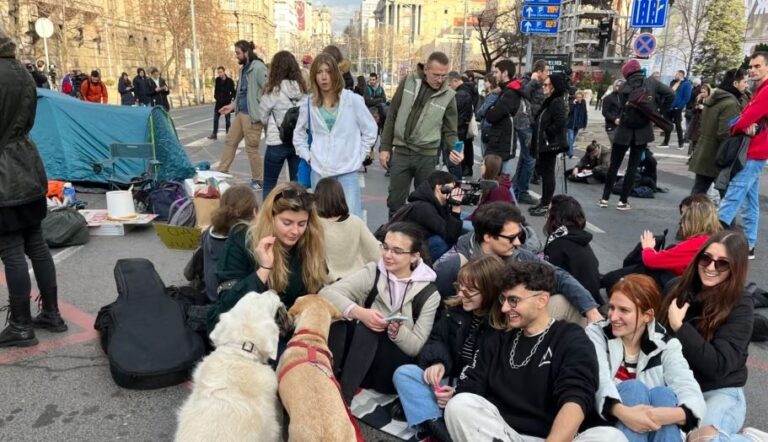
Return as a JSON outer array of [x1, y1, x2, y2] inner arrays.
[[168, 197, 196, 227], [41, 207, 90, 248], [364, 268, 437, 322], [278, 99, 301, 146], [148, 181, 187, 220], [94, 258, 205, 389], [373, 203, 417, 242], [621, 82, 673, 133]]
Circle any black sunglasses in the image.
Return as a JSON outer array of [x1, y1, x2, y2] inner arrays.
[[698, 253, 730, 273], [496, 229, 526, 244], [274, 188, 315, 207]]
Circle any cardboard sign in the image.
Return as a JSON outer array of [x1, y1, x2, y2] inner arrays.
[[194, 197, 220, 229], [154, 224, 201, 250]]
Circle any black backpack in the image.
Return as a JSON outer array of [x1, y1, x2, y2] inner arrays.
[[621, 82, 673, 132], [279, 100, 301, 146], [94, 258, 205, 389], [41, 207, 90, 248], [364, 268, 437, 321]]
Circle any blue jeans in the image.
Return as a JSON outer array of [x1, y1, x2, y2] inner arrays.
[[427, 235, 450, 261], [310, 170, 363, 219], [567, 128, 579, 158], [700, 387, 750, 441], [719, 159, 766, 249], [513, 127, 535, 197], [263, 144, 300, 200], [392, 364, 448, 428], [616, 380, 680, 442], [443, 149, 462, 180]]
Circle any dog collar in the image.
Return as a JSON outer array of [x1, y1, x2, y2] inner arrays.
[[221, 341, 264, 363]]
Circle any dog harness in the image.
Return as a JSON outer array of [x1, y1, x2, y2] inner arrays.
[[277, 329, 364, 442]]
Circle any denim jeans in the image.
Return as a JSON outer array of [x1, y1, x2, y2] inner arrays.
[[513, 127, 535, 197], [616, 380, 681, 442], [392, 364, 449, 427], [700, 387, 750, 441], [427, 235, 450, 261], [719, 159, 766, 250], [311, 170, 363, 219], [567, 128, 579, 158], [263, 144, 300, 200]]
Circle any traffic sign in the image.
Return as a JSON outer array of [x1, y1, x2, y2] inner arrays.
[[630, 0, 669, 28], [633, 33, 656, 58], [521, 19, 559, 34], [523, 0, 561, 4], [34, 18, 54, 38], [522, 4, 561, 20]]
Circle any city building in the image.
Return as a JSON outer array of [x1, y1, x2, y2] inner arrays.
[[274, 0, 299, 52], [554, 0, 616, 67], [220, 0, 276, 58]]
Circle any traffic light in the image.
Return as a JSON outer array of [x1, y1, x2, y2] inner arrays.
[[597, 17, 613, 52]]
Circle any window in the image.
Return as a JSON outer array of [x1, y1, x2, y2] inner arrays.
[[226, 0, 236, 10]]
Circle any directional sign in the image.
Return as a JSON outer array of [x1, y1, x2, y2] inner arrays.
[[523, 0, 561, 4], [522, 4, 561, 20], [633, 32, 656, 58], [521, 19, 559, 34], [630, 0, 669, 28]]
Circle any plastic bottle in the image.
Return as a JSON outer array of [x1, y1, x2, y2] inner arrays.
[[63, 183, 76, 207]]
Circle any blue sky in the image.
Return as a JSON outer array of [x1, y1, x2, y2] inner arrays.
[[317, 0, 359, 33]]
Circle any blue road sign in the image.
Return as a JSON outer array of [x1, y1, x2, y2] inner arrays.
[[522, 4, 561, 20], [633, 33, 656, 57], [521, 19, 559, 34], [630, 0, 668, 28], [523, 0, 561, 4]]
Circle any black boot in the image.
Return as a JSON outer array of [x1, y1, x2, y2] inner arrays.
[[32, 287, 68, 333], [0, 297, 39, 348], [423, 418, 453, 442]]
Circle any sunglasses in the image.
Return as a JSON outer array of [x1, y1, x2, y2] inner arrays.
[[496, 229, 526, 244], [453, 283, 481, 299], [498, 292, 543, 308], [274, 188, 315, 208], [698, 253, 730, 273]]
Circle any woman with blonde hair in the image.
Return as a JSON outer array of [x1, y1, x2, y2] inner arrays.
[[293, 52, 378, 218], [207, 182, 327, 331]]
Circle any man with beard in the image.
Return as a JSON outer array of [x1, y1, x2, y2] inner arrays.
[[215, 40, 268, 190], [444, 261, 626, 442]]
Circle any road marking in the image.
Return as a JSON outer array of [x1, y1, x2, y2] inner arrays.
[[51, 246, 83, 265], [177, 118, 211, 128], [652, 152, 688, 159], [187, 137, 216, 147], [586, 222, 606, 234], [359, 174, 366, 189]]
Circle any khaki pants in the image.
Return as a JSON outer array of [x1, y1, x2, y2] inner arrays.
[[445, 393, 628, 442], [216, 112, 263, 181]]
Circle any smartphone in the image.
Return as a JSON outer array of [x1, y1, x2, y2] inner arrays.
[[453, 141, 464, 153], [384, 314, 409, 322]]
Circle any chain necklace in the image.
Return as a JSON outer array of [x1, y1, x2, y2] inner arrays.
[[508, 319, 555, 369]]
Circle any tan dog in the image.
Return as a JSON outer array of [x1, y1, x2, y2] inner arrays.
[[277, 295, 359, 442]]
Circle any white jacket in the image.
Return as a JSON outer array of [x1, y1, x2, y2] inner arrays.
[[293, 89, 378, 177], [586, 319, 706, 426], [259, 80, 306, 146]]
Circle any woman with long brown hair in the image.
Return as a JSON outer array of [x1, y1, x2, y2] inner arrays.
[[292, 53, 377, 218], [260, 51, 308, 199], [658, 231, 757, 441]]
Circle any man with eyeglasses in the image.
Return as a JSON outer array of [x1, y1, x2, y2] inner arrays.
[[444, 261, 625, 442], [434, 202, 603, 325], [718, 51, 768, 260]]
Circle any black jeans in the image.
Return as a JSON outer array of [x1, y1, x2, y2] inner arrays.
[[691, 174, 725, 199], [0, 224, 57, 302], [662, 108, 684, 146], [461, 137, 475, 171], [212, 102, 231, 134], [602, 143, 646, 203], [262, 144, 300, 200], [538, 151, 559, 206]]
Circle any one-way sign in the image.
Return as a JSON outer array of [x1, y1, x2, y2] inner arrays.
[[630, 0, 669, 28], [521, 19, 559, 34], [522, 4, 561, 20]]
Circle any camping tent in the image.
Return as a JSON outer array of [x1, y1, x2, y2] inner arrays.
[[30, 88, 195, 185]]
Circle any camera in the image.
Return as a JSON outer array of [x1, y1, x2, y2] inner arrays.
[[440, 180, 499, 206]]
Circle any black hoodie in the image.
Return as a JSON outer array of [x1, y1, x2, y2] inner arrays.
[[401, 181, 463, 248], [544, 227, 602, 304]]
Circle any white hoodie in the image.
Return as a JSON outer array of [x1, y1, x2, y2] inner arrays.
[[293, 89, 378, 177], [259, 79, 306, 146]]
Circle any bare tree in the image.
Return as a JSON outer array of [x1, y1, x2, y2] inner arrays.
[[473, 6, 521, 72], [674, 0, 709, 74]]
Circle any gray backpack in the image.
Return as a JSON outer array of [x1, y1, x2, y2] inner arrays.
[[42, 207, 90, 248], [168, 197, 196, 227]]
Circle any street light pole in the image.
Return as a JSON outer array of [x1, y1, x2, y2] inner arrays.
[[190, 0, 202, 104], [460, 0, 468, 71]]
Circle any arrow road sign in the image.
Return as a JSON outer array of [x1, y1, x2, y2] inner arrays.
[[633, 32, 656, 57], [523, 0, 562, 4], [630, 0, 668, 28], [523, 4, 561, 19], [521, 19, 559, 34]]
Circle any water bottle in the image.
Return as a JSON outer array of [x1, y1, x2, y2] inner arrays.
[[63, 183, 76, 207]]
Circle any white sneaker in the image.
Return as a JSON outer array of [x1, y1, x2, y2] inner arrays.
[[657, 145, 670, 149], [742, 427, 768, 442]]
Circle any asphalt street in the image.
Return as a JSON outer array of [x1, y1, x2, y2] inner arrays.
[[1, 104, 766, 441]]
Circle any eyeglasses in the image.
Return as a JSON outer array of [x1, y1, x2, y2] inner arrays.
[[498, 292, 543, 308], [453, 283, 481, 299], [380, 243, 415, 256], [496, 230, 526, 244], [274, 188, 315, 208], [698, 253, 730, 273]]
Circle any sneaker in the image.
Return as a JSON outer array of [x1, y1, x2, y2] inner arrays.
[[749, 248, 755, 260], [206, 134, 217, 140], [677, 144, 685, 150], [528, 205, 548, 217], [517, 193, 539, 205], [598, 199, 608, 208], [530, 176, 541, 185], [384, 170, 391, 177], [250, 180, 263, 191], [657, 144, 670, 149], [616, 202, 631, 211], [742, 427, 768, 442]]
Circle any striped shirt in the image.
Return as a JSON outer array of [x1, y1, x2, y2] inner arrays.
[[460, 315, 483, 367], [614, 352, 638, 382]]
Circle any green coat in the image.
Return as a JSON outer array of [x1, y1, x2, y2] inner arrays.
[[207, 226, 306, 332], [688, 89, 745, 178]]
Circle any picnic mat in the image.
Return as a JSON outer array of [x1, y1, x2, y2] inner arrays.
[[350, 389, 419, 441]]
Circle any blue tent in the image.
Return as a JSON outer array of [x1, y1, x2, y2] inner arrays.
[[30, 88, 195, 184]]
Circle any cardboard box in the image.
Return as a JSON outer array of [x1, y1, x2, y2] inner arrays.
[[79, 210, 157, 236], [193, 197, 220, 229]]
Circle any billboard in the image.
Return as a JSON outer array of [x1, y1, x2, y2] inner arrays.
[[532, 53, 572, 75]]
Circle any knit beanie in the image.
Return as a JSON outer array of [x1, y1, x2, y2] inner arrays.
[[622, 60, 642, 79]]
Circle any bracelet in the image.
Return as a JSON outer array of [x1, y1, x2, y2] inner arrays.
[[260, 265, 273, 270]]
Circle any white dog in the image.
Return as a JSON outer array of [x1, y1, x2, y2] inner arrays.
[[175, 291, 284, 442]]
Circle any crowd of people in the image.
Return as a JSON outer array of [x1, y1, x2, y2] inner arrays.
[[3, 18, 768, 441]]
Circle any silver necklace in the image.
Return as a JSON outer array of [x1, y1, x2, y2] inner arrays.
[[508, 319, 555, 369]]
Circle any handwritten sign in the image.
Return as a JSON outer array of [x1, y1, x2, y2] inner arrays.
[[154, 224, 201, 250]]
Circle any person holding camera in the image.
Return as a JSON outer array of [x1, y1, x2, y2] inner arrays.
[[22, 58, 49, 89], [398, 171, 465, 261]]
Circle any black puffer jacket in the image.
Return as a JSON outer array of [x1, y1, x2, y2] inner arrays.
[[484, 79, 522, 161], [0, 33, 48, 209], [402, 181, 463, 248], [417, 307, 491, 377], [532, 74, 568, 156], [544, 227, 602, 305], [614, 72, 675, 146]]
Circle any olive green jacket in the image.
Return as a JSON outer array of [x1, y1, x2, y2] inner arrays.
[[688, 89, 745, 178]]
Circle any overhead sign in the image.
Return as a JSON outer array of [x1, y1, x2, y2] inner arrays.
[[523, 0, 561, 4], [521, 19, 559, 34], [630, 0, 669, 28], [533, 53, 572, 75], [522, 4, 561, 20], [633, 33, 657, 58]]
